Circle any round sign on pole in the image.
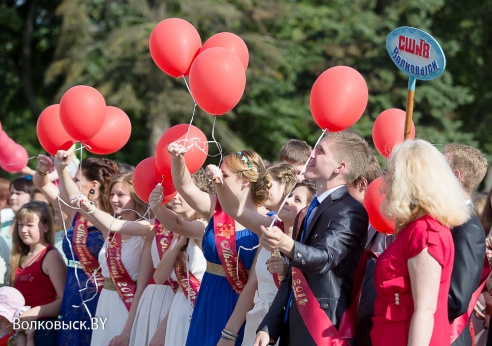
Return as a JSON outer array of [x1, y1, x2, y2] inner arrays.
[[386, 26, 446, 81]]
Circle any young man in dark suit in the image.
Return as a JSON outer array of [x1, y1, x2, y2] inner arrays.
[[254, 130, 370, 346], [445, 143, 488, 346]]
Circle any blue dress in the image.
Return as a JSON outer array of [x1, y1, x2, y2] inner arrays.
[[185, 217, 259, 346], [57, 215, 104, 346]]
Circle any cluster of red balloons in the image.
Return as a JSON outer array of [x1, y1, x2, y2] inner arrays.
[[0, 123, 28, 173], [132, 124, 209, 204], [149, 18, 248, 116], [37, 86, 132, 155]]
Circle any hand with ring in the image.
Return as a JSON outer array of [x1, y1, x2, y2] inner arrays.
[[266, 256, 287, 276]]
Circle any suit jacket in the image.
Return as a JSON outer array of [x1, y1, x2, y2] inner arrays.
[[258, 186, 369, 345], [449, 214, 486, 346], [353, 227, 394, 346]]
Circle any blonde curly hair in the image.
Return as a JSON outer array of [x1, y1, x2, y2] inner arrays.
[[383, 139, 470, 232]]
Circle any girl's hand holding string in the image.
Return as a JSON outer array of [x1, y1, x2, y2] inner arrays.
[[54, 150, 73, 171], [206, 164, 223, 185], [149, 184, 164, 208], [167, 142, 186, 157], [36, 154, 52, 175]]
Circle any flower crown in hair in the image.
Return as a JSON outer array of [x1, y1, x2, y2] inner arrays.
[[237, 152, 252, 169]]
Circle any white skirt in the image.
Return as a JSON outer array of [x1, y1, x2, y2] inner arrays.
[[164, 291, 194, 346], [130, 284, 175, 346], [90, 288, 128, 346], [242, 290, 279, 346]]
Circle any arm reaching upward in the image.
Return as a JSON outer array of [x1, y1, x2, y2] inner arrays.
[[169, 142, 215, 219]]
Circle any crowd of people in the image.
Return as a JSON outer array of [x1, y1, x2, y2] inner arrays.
[[0, 132, 491, 346]]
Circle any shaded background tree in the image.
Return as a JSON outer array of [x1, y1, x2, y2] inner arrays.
[[1, 0, 489, 185]]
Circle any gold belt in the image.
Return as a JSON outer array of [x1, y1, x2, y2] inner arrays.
[[206, 261, 249, 277], [206, 261, 226, 277], [103, 277, 116, 291]]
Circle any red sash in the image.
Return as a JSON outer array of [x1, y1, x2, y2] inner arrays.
[[292, 267, 348, 346], [174, 254, 201, 308], [154, 219, 174, 259], [72, 214, 104, 292], [106, 233, 137, 311], [214, 202, 249, 294], [272, 219, 285, 289], [153, 219, 180, 291], [291, 208, 371, 344], [450, 264, 491, 342]]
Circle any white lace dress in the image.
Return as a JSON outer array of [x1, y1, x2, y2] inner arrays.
[[242, 247, 280, 346], [90, 236, 145, 346], [164, 238, 206, 346], [130, 237, 176, 345]]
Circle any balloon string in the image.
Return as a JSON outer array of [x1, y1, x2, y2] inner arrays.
[[267, 128, 327, 229], [211, 117, 224, 167], [182, 76, 197, 105], [2, 155, 37, 167]]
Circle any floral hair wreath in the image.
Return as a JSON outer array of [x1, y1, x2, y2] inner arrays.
[[236, 152, 258, 172]]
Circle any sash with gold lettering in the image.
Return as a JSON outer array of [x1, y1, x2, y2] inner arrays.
[[450, 263, 491, 343], [174, 252, 201, 308], [272, 219, 285, 289], [106, 232, 137, 311], [291, 207, 369, 344], [153, 219, 179, 291], [292, 267, 349, 346], [154, 219, 174, 259], [72, 213, 104, 292], [214, 202, 249, 294]]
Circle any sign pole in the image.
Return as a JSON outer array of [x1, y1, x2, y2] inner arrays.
[[404, 77, 416, 140]]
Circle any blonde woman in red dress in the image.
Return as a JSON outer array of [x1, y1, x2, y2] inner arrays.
[[371, 139, 470, 346]]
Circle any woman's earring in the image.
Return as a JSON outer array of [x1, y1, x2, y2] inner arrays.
[[89, 188, 95, 195]]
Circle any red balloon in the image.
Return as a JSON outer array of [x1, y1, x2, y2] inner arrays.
[[0, 131, 11, 153], [60, 85, 107, 142], [363, 177, 395, 234], [149, 18, 202, 78], [0, 144, 28, 173], [155, 124, 208, 177], [0, 137, 17, 163], [132, 157, 177, 204], [85, 106, 132, 155], [189, 47, 246, 116], [372, 108, 416, 158], [310, 66, 368, 131], [37, 104, 75, 155], [202, 32, 249, 70]]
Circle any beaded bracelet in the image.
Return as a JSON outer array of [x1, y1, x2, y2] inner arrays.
[[120, 332, 130, 339], [221, 329, 238, 341], [35, 168, 48, 176]]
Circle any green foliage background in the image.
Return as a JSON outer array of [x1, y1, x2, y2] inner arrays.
[[1, 0, 491, 184]]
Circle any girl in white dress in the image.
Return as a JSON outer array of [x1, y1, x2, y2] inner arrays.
[[129, 230, 176, 345], [241, 181, 315, 345], [153, 233, 206, 346], [148, 169, 213, 345]]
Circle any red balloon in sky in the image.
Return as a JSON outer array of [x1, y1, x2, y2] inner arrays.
[[372, 108, 416, 158], [155, 124, 208, 178], [59, 85, 107, 142], [202, 32, 249, 70], [363, 177, 395, 234], [310, 66, 368, 131], [37, 104, 75, 155], [149, 18, 202, 78], [189, 47, 246, 116]]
